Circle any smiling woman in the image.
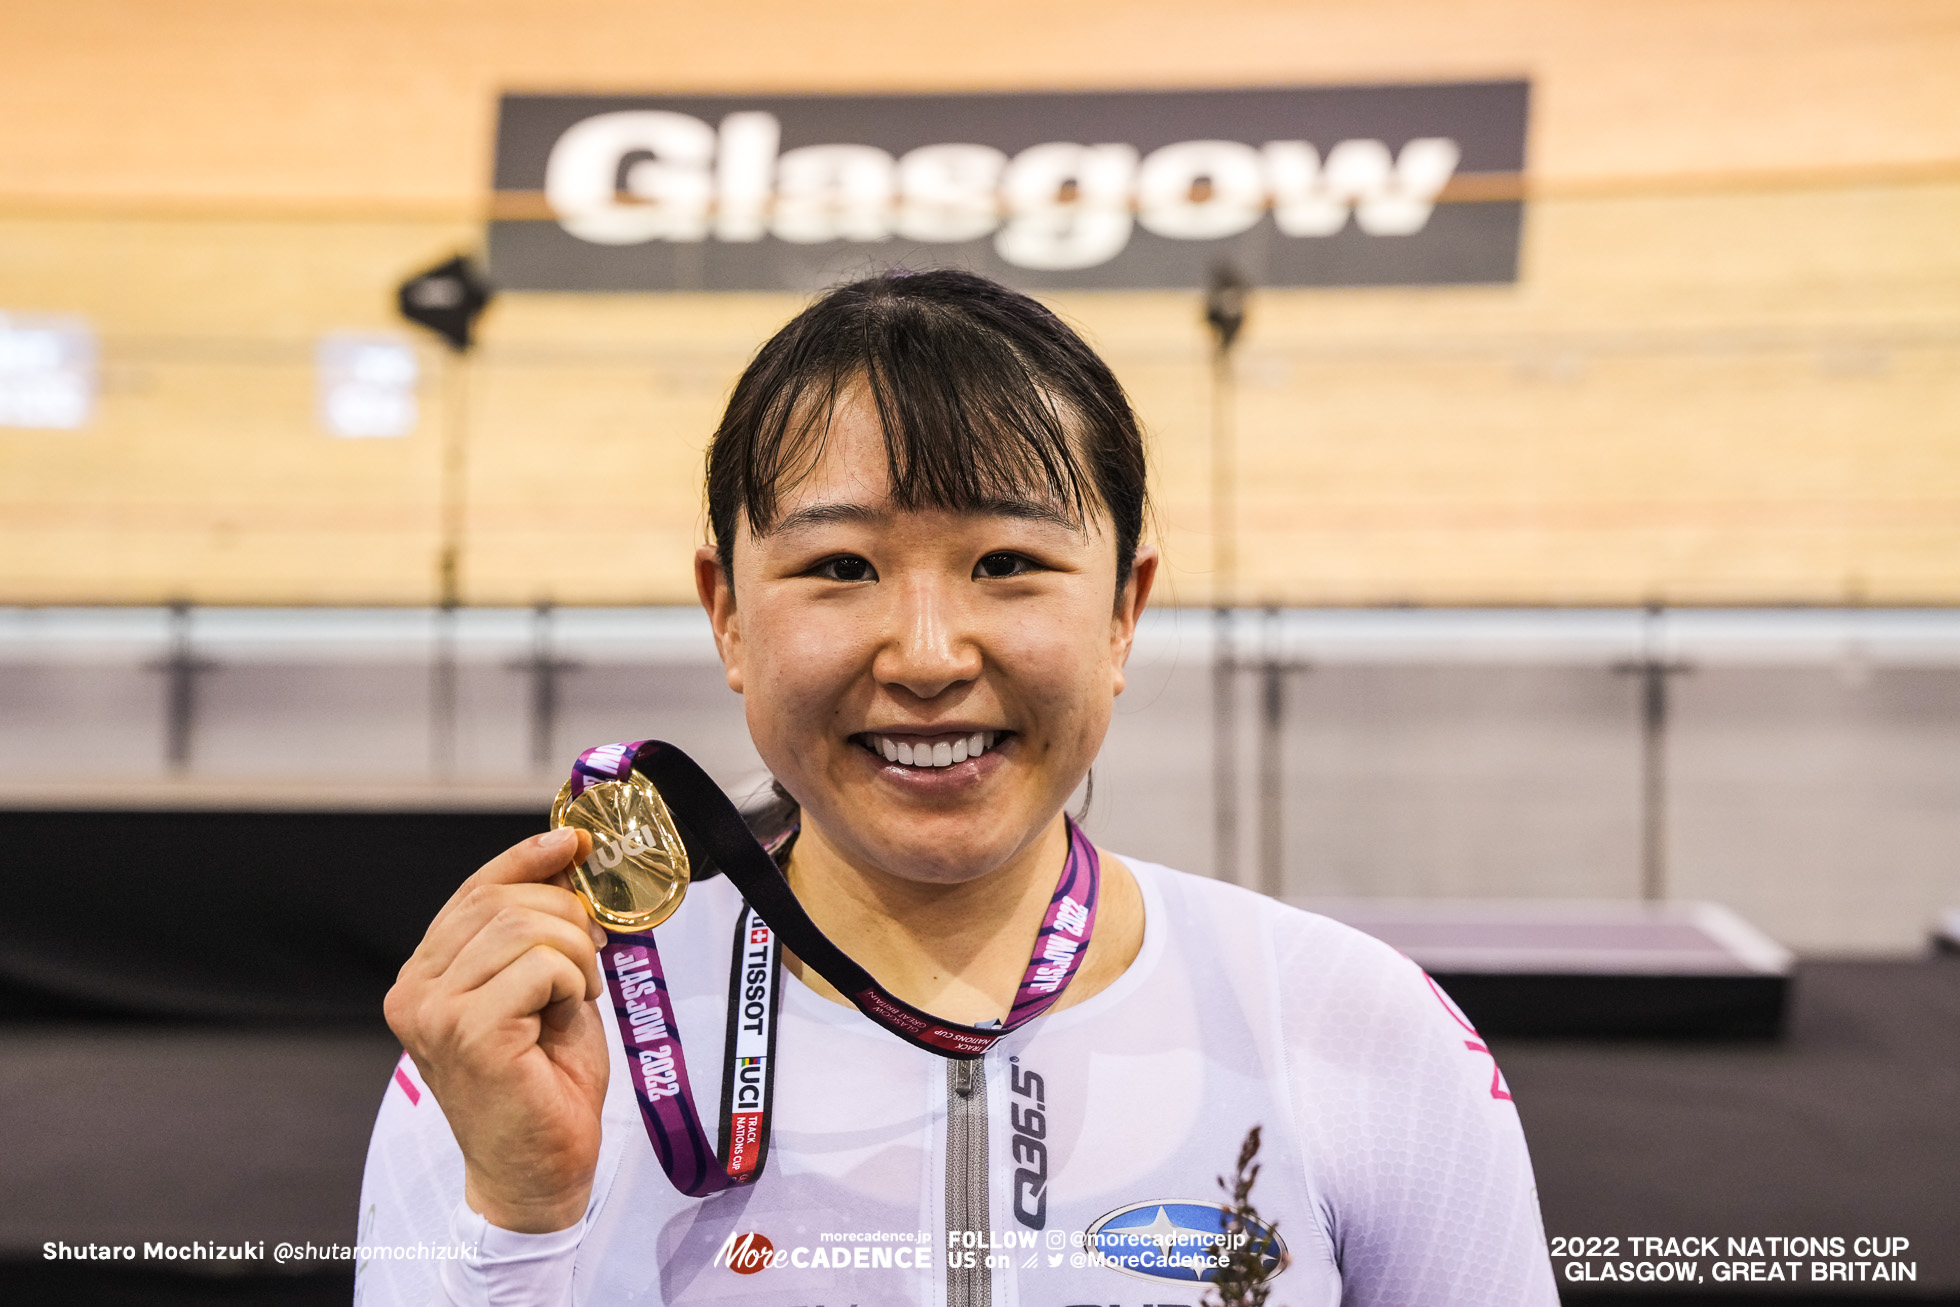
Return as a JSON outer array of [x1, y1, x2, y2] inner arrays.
[[362, 270, 1559, 1307], [698, 272, 1152, 952]]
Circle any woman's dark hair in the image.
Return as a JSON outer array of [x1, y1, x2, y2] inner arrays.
[[705, 268, 1147, 597]]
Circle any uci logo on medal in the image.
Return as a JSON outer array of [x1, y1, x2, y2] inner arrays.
[[1085, 1201, 1286, 1284]]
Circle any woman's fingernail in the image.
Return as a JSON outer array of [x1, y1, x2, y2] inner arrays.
[[543, 828, 575, 852]]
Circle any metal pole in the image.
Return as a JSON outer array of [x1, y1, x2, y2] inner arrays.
[[1206, 267, 1248, 885], [1257, 605, 1286, 897], [164, 601, 196, 773], [430, 351, 468, 778], [430, 604, 457, 778], [1213, 604, 1238, 885], [1639, 604, 1669, 902], [529, 600, 558, 771]]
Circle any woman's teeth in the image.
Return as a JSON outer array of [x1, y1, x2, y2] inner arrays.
[[870, 731, 999, 768]]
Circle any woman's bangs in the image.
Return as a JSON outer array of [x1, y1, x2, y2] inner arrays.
[[742, 310, 1096, 536], [708, 268, 1146, 592]]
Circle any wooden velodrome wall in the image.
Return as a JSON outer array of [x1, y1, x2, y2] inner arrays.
[[1, 0, 1958, 607]]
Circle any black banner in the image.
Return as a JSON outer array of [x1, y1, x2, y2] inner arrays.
[[488, 81, 1528, 292]]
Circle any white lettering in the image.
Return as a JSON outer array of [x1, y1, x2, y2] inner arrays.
[[546, 111, 715, 244], [1137, 139, 1266, 239], [897, 143, 1007, 242], [1052, 896, 1090, 937], [996, 142, 1138, 270], [637, 1046, 680, 1098], [543, 111, 1464, 262], [715, 111, 780, 241], [1040, 934, 1080, 966], [1354, 137, 1460, 235], [1268, 136, 1461, 237], [773, 144, 897, 243]]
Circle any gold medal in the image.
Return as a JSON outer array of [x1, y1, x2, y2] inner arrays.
[[550, 769, 691, 932]]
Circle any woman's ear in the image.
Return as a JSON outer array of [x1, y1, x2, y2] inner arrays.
[[1111, 544, 1159, 695], [695, 546, 744, 693]]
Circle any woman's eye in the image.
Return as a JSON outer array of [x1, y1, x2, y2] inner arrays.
[[975, 552, 1035, 579], [815, 555, 876, 582]]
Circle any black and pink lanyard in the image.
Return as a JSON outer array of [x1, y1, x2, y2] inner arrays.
[[566, 739, 1101, 1198]]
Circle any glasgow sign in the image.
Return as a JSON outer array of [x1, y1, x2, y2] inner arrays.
[[488, 81, 1528, 292]]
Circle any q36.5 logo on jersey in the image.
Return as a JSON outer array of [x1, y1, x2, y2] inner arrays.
[[1008, 1056, 1047, 1229], [1086, 1201, 1286, 1284]]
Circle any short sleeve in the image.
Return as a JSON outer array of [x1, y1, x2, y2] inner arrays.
[[355, 1052, 464, 1306], [355, 1053, 583, 1307], [1276, 918, 1558, 1306]]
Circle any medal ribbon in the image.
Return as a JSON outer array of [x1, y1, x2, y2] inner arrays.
[[599, 905, 780, 1196], [567, 738, 1101, 1196]]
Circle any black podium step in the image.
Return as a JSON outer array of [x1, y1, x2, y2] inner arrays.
[[1299, 899, 1795, 1038]]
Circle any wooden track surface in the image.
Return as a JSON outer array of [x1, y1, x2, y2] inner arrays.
[[1, 1, 1958, 605]]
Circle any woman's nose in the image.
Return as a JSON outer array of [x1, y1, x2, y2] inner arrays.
[[875, 580, 981, 700]]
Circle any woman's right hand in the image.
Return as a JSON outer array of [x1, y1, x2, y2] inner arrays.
[[384, 826, 611, 1234]]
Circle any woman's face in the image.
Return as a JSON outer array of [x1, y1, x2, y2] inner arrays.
[[698, 386, 1156, 886]]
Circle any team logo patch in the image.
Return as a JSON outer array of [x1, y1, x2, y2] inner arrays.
[[1086, 1200, 1286, 1284]]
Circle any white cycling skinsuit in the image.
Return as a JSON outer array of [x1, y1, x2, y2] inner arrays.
[[356, 856, 1559, 1306]]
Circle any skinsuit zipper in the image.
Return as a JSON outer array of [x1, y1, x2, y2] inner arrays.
[[945, 1056, 991, 1307]]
